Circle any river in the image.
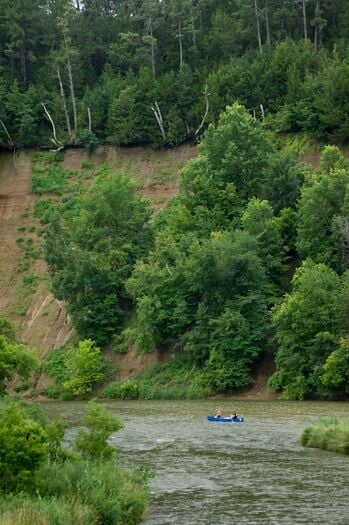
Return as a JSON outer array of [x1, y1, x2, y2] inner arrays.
[[43, 400, 349, 525]]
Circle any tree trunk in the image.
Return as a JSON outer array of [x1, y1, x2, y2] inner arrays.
[[314, 0, 320, 51], [151, 101, 166, 141], [42, 103, 62, 148], [20, 38, 27, 90], [178, 16, 184, 70], [62, 27, 78, 142], [0, 119, 16, 171], [57, 67, 73, 144], [66, 52, 78, 143], [195, 84, 210, 137], [265, 1, 271, 46], [149, 19, 156, 79], [302, 0, 308, 40], [87, 107, 92, 132], [254, 0, 263, 55]]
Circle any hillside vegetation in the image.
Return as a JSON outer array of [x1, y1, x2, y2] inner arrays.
[[1, 0, 349, 401], [1, 1, 349, 150], [3, 103, 345, 402]]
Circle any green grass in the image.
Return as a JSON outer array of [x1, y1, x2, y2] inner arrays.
[[101, 353, 213, 400], [301, 418, 349, 455], [148, 168, 176, 187]]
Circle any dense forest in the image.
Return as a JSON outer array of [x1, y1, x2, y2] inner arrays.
[[1, 0, 349, 148], [1, 0, 349, 401]]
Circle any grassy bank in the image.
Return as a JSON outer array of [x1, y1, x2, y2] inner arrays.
[[301, 418, 349, 455]]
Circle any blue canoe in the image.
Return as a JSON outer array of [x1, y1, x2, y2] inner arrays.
[[207, 416, 244, 423]]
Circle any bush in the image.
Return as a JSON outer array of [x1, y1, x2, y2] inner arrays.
[[301, 418, 349, 455], [31, 165, 69, 195], [73, 401, 122, 460], [101, 380, 139, 400], [44, 349, 69, 384], [35, 460, 151, 525], [80, 129, 99, 155], [39, 385, 61, 400], [0, 403, 49, 492], [63, 340, 104, 397]]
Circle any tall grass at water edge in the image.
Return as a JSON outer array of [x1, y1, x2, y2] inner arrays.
[[301, 418, 349, 454]]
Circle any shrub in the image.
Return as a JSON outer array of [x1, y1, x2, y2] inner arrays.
[[63, 340, 104, 397], [301, 418, 349, 455], [0, 403, 49, 492], [36, 460, 151, 525], [74, 401, 122, 461], [101, 381, 120, 399], [32, 165, 69, 195], [80, 129, 99, 155], [44, 349, 69, 384]]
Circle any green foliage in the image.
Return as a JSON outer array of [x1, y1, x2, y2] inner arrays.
[[34, 459, 151, 525], [0, 316, 16, 342], [79, 129, 99, 155], [296, 146, 349, 271], [0, 403, 49, 492], [0, 334, 39, 394], [45, 167, 152, 344], [31, 165, 71, 195], [33, 198, 56, 224], [321, 338, 349, 394], [185, 103, 274, 203], [102, 352, 213, 400], [269, 260, 342, 399], [124, 105, 293, 393], [63, 340, 104, 397], [301, 418, 349, 455], [44, 349, 69, 384], [101, 380, 140, 400], [0, 497, 98, 525], [74, 401, 122, 460], [0, 396, 151, 523]]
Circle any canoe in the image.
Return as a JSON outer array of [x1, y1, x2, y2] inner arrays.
[[207, 416, 244, 423]]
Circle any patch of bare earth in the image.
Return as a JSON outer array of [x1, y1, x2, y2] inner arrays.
[[0, 144, 197, 358], [0, 151, 74, 354]]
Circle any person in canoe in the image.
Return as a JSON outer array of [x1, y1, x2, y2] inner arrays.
[[215, 408, 223, 418], [231, 410, 238, 420]]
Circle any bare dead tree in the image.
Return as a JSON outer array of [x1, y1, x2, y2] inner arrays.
[[146, 17, 157, 79], [177, 16, 184, 70], [42, 103, 63, 150], [62, 32, 78, 143], [302, 0, 308, 40], [254, 0, 263, 55], [0, 119, 14, 149], [87, 107, 92, 132], [57, 66, 73, 143], [151, 101, 166, 141], [0, 118, 16, 171], [260, 103, 265, 119], [265, 0, 271, 46], [314, 0, 321, 50], [195, 84, 210, 137]]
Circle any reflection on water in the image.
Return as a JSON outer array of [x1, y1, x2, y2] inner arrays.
[[42, 400, 349, 525]]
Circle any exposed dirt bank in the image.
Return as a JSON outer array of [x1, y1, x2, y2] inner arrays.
[[0, 145, 197, 356]]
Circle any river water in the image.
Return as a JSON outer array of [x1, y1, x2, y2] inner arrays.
[[43, 400, 349, 525]]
